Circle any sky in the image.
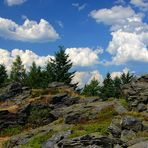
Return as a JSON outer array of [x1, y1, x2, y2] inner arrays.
[[0, 0, 148, 87]]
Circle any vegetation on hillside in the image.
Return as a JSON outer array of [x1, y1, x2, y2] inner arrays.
[[0, 46, 134, 100]]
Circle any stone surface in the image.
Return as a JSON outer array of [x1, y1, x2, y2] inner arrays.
[[0, 82, 31, 102], [121, 116, 143, 132], [122, 74, 148, 112], [120, 130, 136, 142], [128, 141, 148, 148]]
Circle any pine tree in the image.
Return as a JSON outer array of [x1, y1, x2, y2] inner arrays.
[[27, 62, 43, 88], [0, 64, 8, 86], [10, 55, 26, 84], [113, 76, 122, 98], [82, 78, 100, 96], [100, 73, 115, 100], [45, 46, 76, 86], [121, 72, 134, 85]]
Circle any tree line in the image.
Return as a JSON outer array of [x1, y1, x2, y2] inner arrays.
[[82, 72, 134, 100], [0, 46, 76, 89], [0, 46, 134, 100]]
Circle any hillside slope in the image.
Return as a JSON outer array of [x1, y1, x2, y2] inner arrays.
[[0, 76, 148, 148]]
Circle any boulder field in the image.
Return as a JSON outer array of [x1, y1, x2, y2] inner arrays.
[[0, 75, 148, 148]]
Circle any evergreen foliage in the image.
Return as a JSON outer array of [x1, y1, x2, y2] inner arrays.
[[26, 62, 43, 88], [0, 64, 8, 86], [82, 78, 100, 96], [113, 76, 122, 98], [100, 73, 115, 100], [45, 46, 76, 86], [10, 55, 26, 84], [121, 72, 134, 85]]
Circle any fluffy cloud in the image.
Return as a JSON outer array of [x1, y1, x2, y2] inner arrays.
[[0, 48, 103, 88], [90, 6, 135, 26], [73, 70, 103, 88], [111, 67, 130, 79], [130, 0, 148, 10], [107, 31, 148, 64], [65, 47, 102, 66], [0, 17, 59, 43], [90, 6, 148, 65], [5, 0, 26, 6], [0, 48, 54, 72]]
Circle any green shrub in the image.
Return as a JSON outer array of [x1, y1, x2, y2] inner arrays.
[[119, 98, 129, 109], [28, 107, 52, 126], [0, 126, 23, 137], [21, 131, 54, 148]]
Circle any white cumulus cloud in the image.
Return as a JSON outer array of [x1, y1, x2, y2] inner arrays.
[[130, 0, 148, 11], [90, 6, 148, 65], [0, 17, 59, 43], [0, 48, 54, 72], [65, 47, 102, 67], [111, 67, 130, 79], [73, 70, 103, 88], [5, 0, 26, 6]]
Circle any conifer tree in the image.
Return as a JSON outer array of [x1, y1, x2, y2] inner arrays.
[[82, 78, 100, 96], [0, 64, 8, 86], [27, 62, 42, 88], [113, 76, 122, 98], [121, 72, 134, 85], [10, 55, 26, 84], [100, 72, 115, 100], [45, 46, 76, 86]]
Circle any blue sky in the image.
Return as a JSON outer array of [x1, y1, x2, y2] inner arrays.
[[0, 0, 148, 87]]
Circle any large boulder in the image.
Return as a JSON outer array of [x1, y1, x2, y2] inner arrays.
[[121, 116, 143, 132], [0, 104, 30, 130], [122, 74, 148, 112], [0, 82, 31, 102], [50, 93, 79, 107]]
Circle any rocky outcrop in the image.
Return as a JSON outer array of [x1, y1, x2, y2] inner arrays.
[[122, 74, 148, 112], [0, 103, 56, 130], [108, 115, 145, 143], [0, 82, 31, 102]]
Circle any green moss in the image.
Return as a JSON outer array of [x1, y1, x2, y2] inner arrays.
[[123, 112, 148, 121], [1, 140, 10, 148], [119, 98, 129, 109], [68, 106, 118, 139], [136, 131, 148, 138], [97, 105, 118, 121], [69, 120, 110, 139], [28, 107, 52, 126], [21, 131, 54, 148], [0, 126, 23, 137], [68, 130, 87, 139], [31, 89, 49, 98]]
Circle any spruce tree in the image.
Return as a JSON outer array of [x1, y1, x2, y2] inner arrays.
[[100, 73, 115, 100], [121, 72, 134, 85], [82, 78, 100, 96], [45, 46, 76, 86], [27, 62, 42, 88], [0, 64, 8, 86], [10, 55, 26, 84], [113, 76, 122, 98]]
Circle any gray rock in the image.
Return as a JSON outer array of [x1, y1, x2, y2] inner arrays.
[[137, 103, 147, 112], [122, 74, 148, 112], [128, 141, 148, 148], [108, 124, 121, 138], [65, 112, 84, 124], [121, 116, 143, 132], [121, 130, 136, 142], [42, 130, 72, 148]]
